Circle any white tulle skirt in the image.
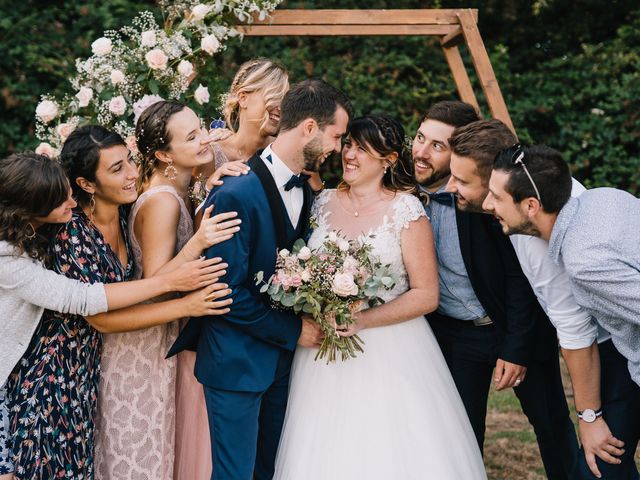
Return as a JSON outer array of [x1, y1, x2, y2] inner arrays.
[[273, 317, 487, 480]]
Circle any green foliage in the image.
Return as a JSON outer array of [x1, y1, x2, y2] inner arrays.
[[1, 0, 639, 193]]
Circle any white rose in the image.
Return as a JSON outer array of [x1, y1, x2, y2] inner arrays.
[[201, 34, 220, 55], [110, 69, 125, 85], [279, 249, 290, 258], [297, 246, 312, 261], [191, 4, 212, 21], [301, 269, 311, 282], [108, 95, 127, 116], [177, 60, 194, 77], [91, 37, 112, 56], [56, 123, 74, 141], [331, 272, 359, 297], [76, 87, 93, 108], [35, 142, 56, 158], [35, 100, 59, 124], [328, 231, 338, 242], [140, 30, 157, 47], [145, 49, 168, 70], [194, 84, 210, 105], [338, 239, 350, 252], [211, 0, 224, 14]]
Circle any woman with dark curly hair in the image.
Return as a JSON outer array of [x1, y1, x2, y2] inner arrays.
[[4, 128, 231, 479]]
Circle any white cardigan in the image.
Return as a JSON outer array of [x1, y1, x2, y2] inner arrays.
[[0, 241, 108, 385]]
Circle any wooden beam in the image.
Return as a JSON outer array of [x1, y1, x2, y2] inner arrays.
[[442, 44, 480, 112], [457, 9, 515, 133], [240, 24, 457, 37], [440, 26, 463, 49], [247, 9, 478, 26]]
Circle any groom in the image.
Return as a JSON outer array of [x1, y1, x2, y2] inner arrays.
[[171, 79, 352, 480]]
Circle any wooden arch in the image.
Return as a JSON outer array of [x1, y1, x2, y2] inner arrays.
[[239, 8, 514, 132]]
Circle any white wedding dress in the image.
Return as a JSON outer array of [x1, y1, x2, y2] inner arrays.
[[273, 190, 487, 480]]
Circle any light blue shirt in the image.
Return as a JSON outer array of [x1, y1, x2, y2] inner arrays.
[[423, 187, 486, 321], [549, 188, 640, 385]]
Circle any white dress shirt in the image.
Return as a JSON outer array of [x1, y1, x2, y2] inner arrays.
[[509, 178, 610, 349], [261, 145, 304, 228]]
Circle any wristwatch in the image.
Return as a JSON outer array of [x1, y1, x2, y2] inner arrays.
[[577, 408, 603, 423]]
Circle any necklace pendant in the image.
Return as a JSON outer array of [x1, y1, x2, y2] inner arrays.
[[354, 211, 359, 217]]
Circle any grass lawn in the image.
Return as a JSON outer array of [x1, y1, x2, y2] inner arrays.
[[484, 357, 640, 479]]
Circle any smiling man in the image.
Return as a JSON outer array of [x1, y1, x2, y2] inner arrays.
[[414, 106, 578, 479], [483, 144, 640, 480]]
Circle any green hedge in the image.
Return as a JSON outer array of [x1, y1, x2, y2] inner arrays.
[[1, 0, 638, 192]]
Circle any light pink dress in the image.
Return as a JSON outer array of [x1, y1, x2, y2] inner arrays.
[[95, 185, 211, 479]]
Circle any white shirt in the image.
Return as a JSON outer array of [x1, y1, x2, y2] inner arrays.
[[261, 145, 303, 228], [509, 178, 610, 349]]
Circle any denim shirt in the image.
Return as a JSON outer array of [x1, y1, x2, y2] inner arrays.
[[423, 187, 486, 321]]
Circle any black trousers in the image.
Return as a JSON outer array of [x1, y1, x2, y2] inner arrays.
[[429, 315, 579, 480], [574, 339, 640, 480]]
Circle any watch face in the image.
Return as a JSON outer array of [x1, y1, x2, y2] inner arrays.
[[582, 409, 597, 422]]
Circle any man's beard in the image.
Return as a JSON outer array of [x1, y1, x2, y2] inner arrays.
[[504, 217, 541, 237], [415, 161, 450, 189], [456, 196, 485, 213], [302, 135, 324, 172]]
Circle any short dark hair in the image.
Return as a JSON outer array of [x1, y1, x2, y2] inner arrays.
[[423, 101, 480, 128], [60, 125, 126, 205], [278, 79, 354, 132], [449, 119, 517, 184], [493, 144, 572, 214]]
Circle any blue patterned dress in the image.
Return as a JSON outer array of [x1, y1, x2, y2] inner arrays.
[[6, 210, 132, 479]]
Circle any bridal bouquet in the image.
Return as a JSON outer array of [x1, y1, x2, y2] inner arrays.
[[256, 234, 397, 363]]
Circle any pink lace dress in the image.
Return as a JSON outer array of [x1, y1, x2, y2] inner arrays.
[[94, 185, 211, 479]]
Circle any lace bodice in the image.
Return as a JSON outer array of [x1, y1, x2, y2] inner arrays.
[[128, 185, 194, 280], [308, 189, 427, 302]]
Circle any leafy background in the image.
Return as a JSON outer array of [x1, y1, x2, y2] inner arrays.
[[1, 0, 638, 192]]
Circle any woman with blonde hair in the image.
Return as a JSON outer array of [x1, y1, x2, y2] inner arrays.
[[195, 58, 324, 206]]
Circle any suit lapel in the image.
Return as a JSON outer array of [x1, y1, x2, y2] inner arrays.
[[455, 208, 474, 281], [248, 153, 288, 250]]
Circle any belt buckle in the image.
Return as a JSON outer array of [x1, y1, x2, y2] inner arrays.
[[473, 315, 493, 327]]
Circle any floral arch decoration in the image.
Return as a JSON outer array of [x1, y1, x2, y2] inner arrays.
[[33, 3, 514, 158]]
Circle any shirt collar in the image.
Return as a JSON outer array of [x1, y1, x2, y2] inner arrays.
[[261, 144, 298, 189], [549, 196, 579, 265]]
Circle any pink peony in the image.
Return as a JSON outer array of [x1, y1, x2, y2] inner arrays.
[[35, 142, 56, 158], [194, 84, 210, 105], [76, 87, 93, 108], [56, 123, 74, 141], [35, 100, 59, 124]]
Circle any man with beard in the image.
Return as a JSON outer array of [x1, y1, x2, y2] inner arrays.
[[482, 143, 640, 480], [170, 79, 353, 480], [413, 103, 578, 479]]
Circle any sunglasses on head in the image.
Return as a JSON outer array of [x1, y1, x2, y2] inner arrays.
[[510, 144, 542, 206]]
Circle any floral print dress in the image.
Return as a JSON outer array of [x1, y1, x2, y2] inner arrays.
[[7, 211, 132, 480]]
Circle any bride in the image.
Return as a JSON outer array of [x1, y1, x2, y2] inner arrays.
[[273, 115, 487, 479]]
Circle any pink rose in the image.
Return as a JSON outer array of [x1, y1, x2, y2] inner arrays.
[[194, 84, 210, 105], [35, 142, 56, 158], [177, 60, 194, 77], [35, 100, 59, 124], [201, 34, 220, 55], [133, 94, 164, 124], [125, 135, 138, 154], [191, 4, 212, 21], [110, 69, 125, 85], [91, 37, 112, 56], [76, 87, 93, 108], [289, 274, 302, 287], [301, 269, 311, 282], [56, 123, 74, 141], [108, 96, 127, 116], [297, 246, 312, 261], [342, 256, 359, 275], [145, 49, 168, 70], [332, 272, 358, 297]]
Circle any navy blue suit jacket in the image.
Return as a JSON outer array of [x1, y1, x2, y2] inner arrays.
[[169, 153, 312, 392]]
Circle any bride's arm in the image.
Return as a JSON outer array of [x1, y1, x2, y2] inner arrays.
[[340, 216, 439, 334]]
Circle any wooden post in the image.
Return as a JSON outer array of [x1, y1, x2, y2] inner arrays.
[[457, 9, 515, 132], [441, 44, 480, 112]]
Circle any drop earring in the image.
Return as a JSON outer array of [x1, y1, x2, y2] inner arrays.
[[164, 160, 178, 181], [89, 193, 96, 222], [25, 222, 36, 240]]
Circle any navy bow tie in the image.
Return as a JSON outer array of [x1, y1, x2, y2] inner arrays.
[[428, 192, 455, 207], [284, 173, 309, 191]]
